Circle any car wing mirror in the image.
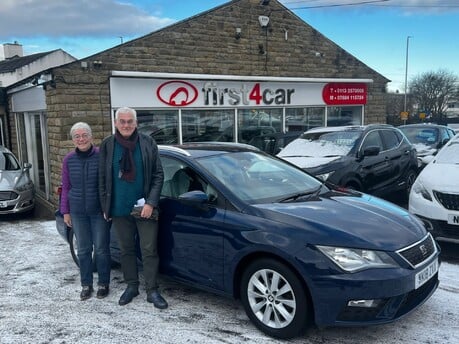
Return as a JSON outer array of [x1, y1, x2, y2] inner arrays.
[[178, 190, 210, 211], [22, 162, 32, 171], [361, 146, 380, 158]]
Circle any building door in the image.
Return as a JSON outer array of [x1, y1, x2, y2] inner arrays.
[[23, 112, 50, 198]]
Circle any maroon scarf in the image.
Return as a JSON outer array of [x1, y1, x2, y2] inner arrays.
[[115, 129, 139, 182]]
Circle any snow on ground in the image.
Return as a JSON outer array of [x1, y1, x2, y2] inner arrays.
[[0, 219, 458, 344]]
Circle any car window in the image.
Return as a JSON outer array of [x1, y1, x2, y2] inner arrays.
[[380, 129, 400, 150], [360, 130, 382, 151], [160, 156, 216, 201], [0, 152, 20, 171]]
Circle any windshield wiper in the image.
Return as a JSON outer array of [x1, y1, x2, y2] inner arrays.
[[279, 184, 324, 203]]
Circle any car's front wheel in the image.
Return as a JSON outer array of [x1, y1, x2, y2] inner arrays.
[[240, 258, 311, 339]]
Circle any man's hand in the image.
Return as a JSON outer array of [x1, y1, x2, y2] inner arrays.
[[141, 204, 154, 219]]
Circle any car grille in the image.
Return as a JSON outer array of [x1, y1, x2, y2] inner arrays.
[[396, 234, 437, 268], [433, 191, 459, 210], [0, 191, 18, 201]]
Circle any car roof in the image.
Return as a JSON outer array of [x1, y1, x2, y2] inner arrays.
[[304, 124, 393, 134], [399, 123, 449, 129], [159, 142, 261, 158]]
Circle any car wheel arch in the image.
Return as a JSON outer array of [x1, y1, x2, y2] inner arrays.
[[232, 251, 313, 302]]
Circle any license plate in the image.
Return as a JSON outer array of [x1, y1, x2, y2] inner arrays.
[[0, 201, 7, 208], [415, 258, 438, 289], [447, 214, 459, 226]]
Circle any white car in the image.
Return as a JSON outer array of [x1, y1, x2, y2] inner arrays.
[[409, 134, 459, 243], [0, 145, 35, 215]]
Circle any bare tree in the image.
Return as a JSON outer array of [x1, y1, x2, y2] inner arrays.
[[409, 69, 459, 123]]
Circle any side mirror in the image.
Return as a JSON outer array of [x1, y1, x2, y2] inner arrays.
[[23, 162, 32, 171], [178, 190, 210, 211], [361, 146, 380, 157], [420, 155, 435, 165]]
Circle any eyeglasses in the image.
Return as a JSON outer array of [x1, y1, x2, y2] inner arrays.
[[118, 119, 135, 126], [73, 133, 90, 140]]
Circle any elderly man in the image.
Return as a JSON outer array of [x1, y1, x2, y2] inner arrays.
[[99, 107, 167, 309]]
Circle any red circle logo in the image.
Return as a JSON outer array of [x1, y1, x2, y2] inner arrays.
[[156, 81, 198, 106]]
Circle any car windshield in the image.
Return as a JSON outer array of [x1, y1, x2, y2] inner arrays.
[[197, 151, 322, 203], [435, 141, 459, 164], [278, 130, 360, 158], [400, 127, 438, 147], [0, 151, 20, 171]]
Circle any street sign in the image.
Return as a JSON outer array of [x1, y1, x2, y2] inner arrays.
[[400, 111, 409, 120]]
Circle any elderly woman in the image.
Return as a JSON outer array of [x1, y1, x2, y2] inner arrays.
[[60, 122, 111, 300]]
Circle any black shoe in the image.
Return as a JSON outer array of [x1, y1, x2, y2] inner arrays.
[[147, 290, 168, 309], [80, 286, 94, 301], [96, 285, 109, 299], [118, 286, 139, 306]]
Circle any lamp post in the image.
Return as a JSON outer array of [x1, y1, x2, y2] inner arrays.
[[404, 36, 412, 112]]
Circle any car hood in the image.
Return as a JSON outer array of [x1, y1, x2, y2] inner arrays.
[[417, 161, 459, 191], [413, 143, 437, 157], [252, 192, 425, 251], [0, 171, 18, 189]]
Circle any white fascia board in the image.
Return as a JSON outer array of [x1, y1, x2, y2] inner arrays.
[[110, 71, 373, 84]]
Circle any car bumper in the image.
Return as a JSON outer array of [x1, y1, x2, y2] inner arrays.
[[297, 247, 440, 327], [409, 192, 459, 243], [0, 189, 35, 214]]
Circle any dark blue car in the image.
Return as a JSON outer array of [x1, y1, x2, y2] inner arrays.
[[57, 142, 439, 339]]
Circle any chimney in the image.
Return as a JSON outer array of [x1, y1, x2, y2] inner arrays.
[[0, 41, 24, 61]]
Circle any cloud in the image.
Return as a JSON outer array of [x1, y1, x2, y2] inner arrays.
[[0, 0, 175, 39], [281, 0, 459, 14]]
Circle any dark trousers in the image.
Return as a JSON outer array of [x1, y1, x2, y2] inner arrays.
[[112, 215, 159, 293]]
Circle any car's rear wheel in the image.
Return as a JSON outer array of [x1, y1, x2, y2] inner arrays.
[[240, 258, 311, 339], [67, 228, 80, 267]]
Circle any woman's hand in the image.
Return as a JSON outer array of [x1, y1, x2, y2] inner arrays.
[[63, 213, 72, 228]]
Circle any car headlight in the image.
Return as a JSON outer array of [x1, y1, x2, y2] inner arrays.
[[316, 245, 398, 272], [316, 171, 334, 181], [412, 179, 432, 201]]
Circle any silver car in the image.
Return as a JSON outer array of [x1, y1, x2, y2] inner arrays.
[[0, 146, 35, 214]]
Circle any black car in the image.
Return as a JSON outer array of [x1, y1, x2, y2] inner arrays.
[[278, 124, 418, 198], [398, 123, 456, 168]]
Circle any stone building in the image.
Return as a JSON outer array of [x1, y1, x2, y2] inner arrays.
[[4, 0, 390, 216]]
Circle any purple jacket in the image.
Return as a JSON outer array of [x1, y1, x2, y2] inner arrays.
[[60, 145, 102, 215]]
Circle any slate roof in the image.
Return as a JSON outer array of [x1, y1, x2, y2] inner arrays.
[[0, 50, 59, 73]]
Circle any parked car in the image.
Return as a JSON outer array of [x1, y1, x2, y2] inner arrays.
[[0, 145, 35, 215], [57, 142, 439, 339], [277, 125, 418, 199], [409, 134, 459, 243], [247, 131, 303, 155], [398, 123, 456, 169]]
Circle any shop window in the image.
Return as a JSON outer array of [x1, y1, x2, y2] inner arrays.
[[137, 110, 179, 144], [181, 109, 234, 143], [327, 106, 363, 126], [237, 108, 282, 143], [285, 107, 325, 132]]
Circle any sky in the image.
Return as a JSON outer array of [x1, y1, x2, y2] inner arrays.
[[0, 0, 458, 92]]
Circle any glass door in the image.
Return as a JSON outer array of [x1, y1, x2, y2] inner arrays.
[[24, 112, 50, 198]]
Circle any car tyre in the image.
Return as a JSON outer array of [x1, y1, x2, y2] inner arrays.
[[404, 169, 417, 199], [240, 258, 311, 339], [67, 228, 80, 267]]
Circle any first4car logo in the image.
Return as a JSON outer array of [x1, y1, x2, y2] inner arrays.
[[156, 80, 295, 107], [156, 81, 198, 106]]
